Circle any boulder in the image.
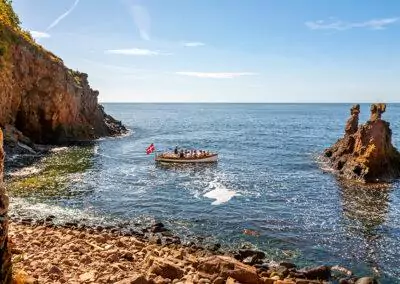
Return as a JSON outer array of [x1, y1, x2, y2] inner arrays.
[[147, 257, 184, 280], [355, 277, 378, 284], [197, 255, 260, 284]]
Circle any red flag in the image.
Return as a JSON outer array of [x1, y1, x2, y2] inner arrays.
[[146, 143, 155, 155]]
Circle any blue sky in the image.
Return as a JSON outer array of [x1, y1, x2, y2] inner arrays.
[[12, 0, 400, 102]]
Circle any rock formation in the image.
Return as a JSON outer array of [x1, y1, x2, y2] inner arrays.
[[0, 11, 126, 146], [0, 129, 11, 284], [324, 103, 400, 182]]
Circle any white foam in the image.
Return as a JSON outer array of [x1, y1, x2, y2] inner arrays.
[[8, 166, 42, 177], [203, 183, 240, 205], [50, 147, 69, 153]]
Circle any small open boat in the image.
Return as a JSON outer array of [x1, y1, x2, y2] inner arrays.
[[155, 153, 218, 163]]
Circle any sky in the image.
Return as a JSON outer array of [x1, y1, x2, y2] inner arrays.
[[11, 0, 400, 103]]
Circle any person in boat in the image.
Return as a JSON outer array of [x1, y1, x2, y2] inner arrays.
[[174, 146, 178, 155], [179, 149, 184, 158]]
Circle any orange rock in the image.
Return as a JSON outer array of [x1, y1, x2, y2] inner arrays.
[[325, 103, 400, 182], [147, 257, 184, 280], [198, 256, 260, 284]]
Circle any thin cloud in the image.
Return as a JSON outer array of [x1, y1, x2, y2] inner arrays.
[[30, 31, 51, 39], [122, 1, 151, 41], [105, 48, 170, 56], [183, 42, 205, 47], [47, 0, 80, 31], [306, 17, 399, 31], [175, 72, 257, 79]]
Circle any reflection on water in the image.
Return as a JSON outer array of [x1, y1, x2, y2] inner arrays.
[[7, 146, 95, 199], [337, 180, 392, 276], [339, 180, 391, 232]]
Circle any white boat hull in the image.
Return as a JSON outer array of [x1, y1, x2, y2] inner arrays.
[[155, 154, 218, 163]]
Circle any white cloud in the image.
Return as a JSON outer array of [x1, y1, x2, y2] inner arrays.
[[183, 42, 205, 47], [30, 31, 51, 39], [47, 0, 80, 31], [175, 72, 257, 79], [306, 17, 399, 31], [105, 48, 169, 56]]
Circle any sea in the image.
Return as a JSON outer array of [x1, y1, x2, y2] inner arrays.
[[7, 103, 400, 283]]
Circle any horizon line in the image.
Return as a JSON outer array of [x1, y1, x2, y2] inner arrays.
[[99, 101, 394, 104]]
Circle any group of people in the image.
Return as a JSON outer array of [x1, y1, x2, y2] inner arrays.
[[156, 147, 211, 159]]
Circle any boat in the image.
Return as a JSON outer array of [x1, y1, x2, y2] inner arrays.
[[155, 152, 218, 163]]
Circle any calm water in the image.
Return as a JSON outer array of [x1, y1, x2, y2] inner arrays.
[[8, 104, 400, 282]]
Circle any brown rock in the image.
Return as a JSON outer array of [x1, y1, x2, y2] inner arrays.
[[79, 271, 96, 282], [213, 277, 225, 284], [299, 265, 330, 280], [198, 256, 260, 284], [48, 265, 62, 275], [147, 257, 184, 280], [355, 277, 378, 284], [324, 103, 400, 182]]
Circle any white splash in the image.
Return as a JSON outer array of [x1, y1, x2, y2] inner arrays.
[[50, 147, 69, 153], [8, 166, 42, 178], [203, 182, 240, 205]]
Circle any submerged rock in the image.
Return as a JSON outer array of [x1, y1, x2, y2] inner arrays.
[[324, 103, 400, 182]]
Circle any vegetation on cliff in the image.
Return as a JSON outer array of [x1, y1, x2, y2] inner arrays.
[[0, 0, 126, 146]]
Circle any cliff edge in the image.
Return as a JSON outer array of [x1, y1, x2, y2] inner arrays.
[[0, 1, 126, 146], [324, 103, 400, 182]]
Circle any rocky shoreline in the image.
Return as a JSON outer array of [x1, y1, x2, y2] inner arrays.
[[9, 217, 376, 284]]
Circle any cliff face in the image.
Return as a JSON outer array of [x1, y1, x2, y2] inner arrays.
[[324, 104, 400, 182], [0, 23, 126, 145], [0, 129, 11, 284]]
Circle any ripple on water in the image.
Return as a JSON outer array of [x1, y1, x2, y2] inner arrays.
[[6, 103, 400, 283]]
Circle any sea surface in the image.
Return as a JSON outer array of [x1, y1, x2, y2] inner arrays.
[[7, 103, 400, 283]]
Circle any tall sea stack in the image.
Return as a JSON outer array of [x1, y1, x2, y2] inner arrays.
[[0, 129, 11, 284], [324, 103, 400, 182]]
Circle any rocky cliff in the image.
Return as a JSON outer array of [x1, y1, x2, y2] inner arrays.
[[0, 4, 126, 145], [324, 103, 400, 182], [0, 129, 11, 284]]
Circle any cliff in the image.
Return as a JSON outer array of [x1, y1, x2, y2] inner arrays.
[[324, 103, 400, 182], [0, 1, 126, 145], [0, 129, 11, 284]]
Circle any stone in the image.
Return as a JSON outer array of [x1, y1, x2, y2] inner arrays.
[[355, 277, 378, 284], [279, 262, 296, 269], [213, 277, 225, 284], [198, 256, 260, 284], [147, 257, 184, 280], [234, 249, 265, 264], [324, 103, 400, 182], [79, 271, 96, 282], [48, 265, 62, 275], [299, 265, 330, 280]]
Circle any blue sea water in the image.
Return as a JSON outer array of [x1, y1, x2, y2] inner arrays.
[[9, 103, 400, 282]]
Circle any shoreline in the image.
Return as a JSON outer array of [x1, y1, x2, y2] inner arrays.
[[4, 144, 380, 283], [9, 218, 369, 284]]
